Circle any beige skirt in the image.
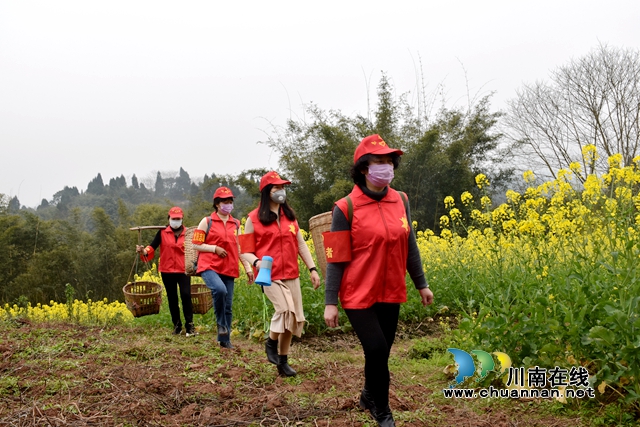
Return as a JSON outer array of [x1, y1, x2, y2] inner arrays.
[[263, 277, 306, 337]]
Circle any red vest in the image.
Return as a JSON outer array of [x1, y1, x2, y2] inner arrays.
[[158, 226, 186, 273], [335, 186, 409, 309], [248, 207, 300, 280], [196, 213, 241, 278]]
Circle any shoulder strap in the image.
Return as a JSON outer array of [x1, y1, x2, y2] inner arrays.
[[399, 191, 408, 212], [205, 216, 213, 237], [345, 195, 353, 225]]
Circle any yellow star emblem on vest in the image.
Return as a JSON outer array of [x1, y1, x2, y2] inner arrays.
[[400, 216, 409, 232], [289, 224, 296, 234]]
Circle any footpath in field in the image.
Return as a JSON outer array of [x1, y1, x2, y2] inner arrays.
[[0, 320, 587, 426]]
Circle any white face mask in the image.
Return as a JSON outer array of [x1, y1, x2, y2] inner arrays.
[[169, 219, 182, 229], [270, 189, 287, 204]]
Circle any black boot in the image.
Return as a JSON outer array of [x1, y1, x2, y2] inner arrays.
[[265, 338, 279, 364], [359, 387, 376, 415], [277, 355, 297, 377], [217, 324, 229, 336], [374, 406, 395, 427]]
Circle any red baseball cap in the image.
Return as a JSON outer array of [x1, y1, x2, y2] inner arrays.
[[259, 171, 291, 191], [168, 206, 183, 218], [353, 134, 403, 164], [213, 186, 235, 199]]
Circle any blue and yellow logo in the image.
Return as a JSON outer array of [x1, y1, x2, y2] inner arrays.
[[447, 348, 512, 386]]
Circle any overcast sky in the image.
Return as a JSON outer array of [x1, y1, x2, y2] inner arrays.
[[2, 1, 639, 208]]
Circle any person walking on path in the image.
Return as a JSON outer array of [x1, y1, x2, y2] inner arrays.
[[137, 206, 196, 336], [240, 171, 321, 376], [193, 186, 253, 348], [323, 134, 434, 427]]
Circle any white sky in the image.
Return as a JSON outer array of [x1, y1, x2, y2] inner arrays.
[[2, 0, 639, 208]]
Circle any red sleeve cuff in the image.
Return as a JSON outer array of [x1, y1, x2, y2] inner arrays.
[[140, 245, 155, 261]]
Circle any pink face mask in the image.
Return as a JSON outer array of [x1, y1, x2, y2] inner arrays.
[[219, 203, 234, 215], [366, 163, 394, 188]]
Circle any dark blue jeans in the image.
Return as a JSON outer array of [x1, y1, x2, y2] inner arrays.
[[201, 270, 235, 343]]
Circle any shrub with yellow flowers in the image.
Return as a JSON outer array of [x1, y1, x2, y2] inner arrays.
[[1, 284, 133, 325], [420, 145, 640, 406]]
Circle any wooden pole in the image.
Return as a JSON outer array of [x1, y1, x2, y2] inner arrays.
[[129, 226, 166, 231]]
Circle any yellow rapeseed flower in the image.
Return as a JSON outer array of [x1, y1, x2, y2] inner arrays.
[[569, 162, 582, 174], [475, 174, 490, 189], [523, 170, 535, 184], [608, 153, 623, 169], [461, 191, 473, 206], [582, 144, 598, 165], [505, 190, 521, 204], [444, 196, 455, 209], [481, 196, 492, 210]]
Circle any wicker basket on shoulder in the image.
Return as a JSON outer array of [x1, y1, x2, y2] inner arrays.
[[308, 211, 333, 277], [184, 226, 199, 276], [123, 281, 162, 318], [191, 283, 213, 314]]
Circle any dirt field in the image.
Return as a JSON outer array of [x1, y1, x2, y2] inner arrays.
[[0, 320, 586, 426]]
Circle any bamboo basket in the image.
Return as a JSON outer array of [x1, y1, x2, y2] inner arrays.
[[122, 281, 162, 318], [184, 226, 199, 276], [191, 283, 213, 314], [308, 211, 332, 277]]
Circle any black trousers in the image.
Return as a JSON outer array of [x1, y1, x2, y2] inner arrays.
[[161, 272, 193, 327], [344, 302, 400, 410]]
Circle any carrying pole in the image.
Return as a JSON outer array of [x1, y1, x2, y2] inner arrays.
[[129, 226, 166, 231]]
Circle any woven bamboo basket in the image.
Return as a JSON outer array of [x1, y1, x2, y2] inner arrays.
[[184, 226, 199, 276], [122, 281, 162, 318], [308, 211, 332, 277], [191, 283, 213, 314]]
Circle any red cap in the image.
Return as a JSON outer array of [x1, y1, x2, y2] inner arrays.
[[259, 171, 291, 191], [353, 134, 403, 164], [168, 206, 183, 218], [213, 186, 235, 199]]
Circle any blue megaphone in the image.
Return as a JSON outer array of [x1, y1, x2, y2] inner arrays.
[[255, 256, 273, 286]]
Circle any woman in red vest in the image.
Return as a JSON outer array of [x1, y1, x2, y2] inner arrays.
[[136, 206, 195, 336], [240, 171, 321, 376], [193, 187, 253, 349], [323, 135, 434, 427]]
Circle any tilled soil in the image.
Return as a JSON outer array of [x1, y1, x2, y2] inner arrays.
[[0, 320, 584, 426]]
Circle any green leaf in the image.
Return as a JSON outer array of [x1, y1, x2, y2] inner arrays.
[[582, 326, 613, 346]]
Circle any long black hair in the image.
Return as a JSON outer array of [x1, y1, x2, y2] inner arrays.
[[258, 184, 297, 225], [350, 153, 401, 186]]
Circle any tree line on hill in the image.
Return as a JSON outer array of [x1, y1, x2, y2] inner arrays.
[[1, 75, 510, 306], [2, 44, 639, 308]]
